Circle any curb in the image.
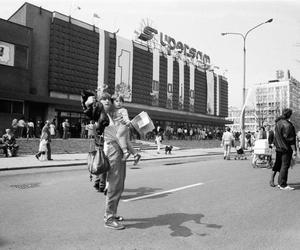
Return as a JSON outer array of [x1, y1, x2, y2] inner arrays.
[[0, 152, 223, 172]]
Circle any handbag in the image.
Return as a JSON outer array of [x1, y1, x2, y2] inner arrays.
[[87, 146, 110, 180]]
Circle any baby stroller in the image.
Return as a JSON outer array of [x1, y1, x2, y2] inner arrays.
[[251, 139, 273, 168], [234, 146, 247, 160]]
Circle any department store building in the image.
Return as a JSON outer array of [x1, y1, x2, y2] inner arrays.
[[0, 3, 229, 136]]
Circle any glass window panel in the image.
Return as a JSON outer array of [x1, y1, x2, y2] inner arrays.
[[0, 100, 11, 113]]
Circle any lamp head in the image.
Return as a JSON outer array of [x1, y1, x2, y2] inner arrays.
[[266, 18, 273, 23]]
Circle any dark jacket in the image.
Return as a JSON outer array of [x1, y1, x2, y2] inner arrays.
[[81, 90, 109, 135], [274, 116, 296, 152], [267, 130, 275, 145]]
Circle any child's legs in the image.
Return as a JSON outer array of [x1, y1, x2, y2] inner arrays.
[[126, 137, 137, 155]]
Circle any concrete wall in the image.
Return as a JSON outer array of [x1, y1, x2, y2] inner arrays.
[[0, 19, 32, 93]]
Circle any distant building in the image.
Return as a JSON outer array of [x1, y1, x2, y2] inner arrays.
[[254, 70, 300, 131], [0, 3, 229, 135], [226, 70, 300, 133], [226, 106, 256, 132]]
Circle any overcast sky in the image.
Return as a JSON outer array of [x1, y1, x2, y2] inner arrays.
[[2, 0, 300, 107]]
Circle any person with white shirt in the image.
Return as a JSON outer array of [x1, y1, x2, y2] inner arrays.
[[221, 127, 235, 160]]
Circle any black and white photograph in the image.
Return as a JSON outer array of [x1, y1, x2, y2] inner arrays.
[[1, 0, 300, 249]]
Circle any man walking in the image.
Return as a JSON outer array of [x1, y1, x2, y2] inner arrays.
[[35, 120, 53, 161], [221, 127, 234, 160], [273, 108, 297, 190]]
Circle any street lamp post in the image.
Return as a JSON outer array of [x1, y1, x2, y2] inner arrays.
[[221, 18, 273, 149]]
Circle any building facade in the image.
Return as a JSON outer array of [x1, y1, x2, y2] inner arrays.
[[255, 71, 300, 131], [226, 70, 300, 133], [0, 3, 229, 136], [226, 106, 256, 132]]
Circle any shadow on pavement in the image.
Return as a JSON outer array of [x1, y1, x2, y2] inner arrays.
[[0, 238, 10, 247], [289, 183, 300, 190], [125, 213, 222, 237]]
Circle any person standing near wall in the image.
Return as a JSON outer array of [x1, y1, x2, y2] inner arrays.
[[49, 122, 56, 139], [62, 119, 70, 139]]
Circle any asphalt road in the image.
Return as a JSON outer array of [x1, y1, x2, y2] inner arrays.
[[1, 156, 300, 250]]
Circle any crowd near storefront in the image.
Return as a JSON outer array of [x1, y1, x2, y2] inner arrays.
[[0, 3, 229, 139]]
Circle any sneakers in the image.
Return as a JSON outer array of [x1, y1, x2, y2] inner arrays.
[[133, 154, 141, 166], [104, 217, 125, 230], [35, 154, 39, 160], [115, 216, 124, 221], [278, 185, 295, 190]]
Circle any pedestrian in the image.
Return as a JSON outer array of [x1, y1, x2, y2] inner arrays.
[[49, 122, 56, 139], [81, 90, 126, 230], [62, 119, 70, 139], [27, 120, 35, 139], [265, 124, 275, 146], [87, 120, 96, 139], [81, 122, 86, 138], [2, 128, 19, 157], [35, 120, 53, 161], [221, 127, 234, 160], [270, 108, 297, 190], [155, 131, 162, 154], [35, 120, 42, 138], [17, 117, 26, 138], [111, 94, 141, 165], [11, 118, 18, 136], [257, 126, 267, 139]]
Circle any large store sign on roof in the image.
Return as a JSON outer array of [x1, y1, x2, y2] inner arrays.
[[136, 25, 210, 66]]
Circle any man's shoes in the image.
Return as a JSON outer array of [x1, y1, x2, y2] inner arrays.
[[35, 154, 39, 160], [104, 217, 125, 230], [269, 180, 276, 187], [115, 216, 124, 221], [278, 185, 295, 190], [48, 159, 53, 161], [133, 154, 141, 166]]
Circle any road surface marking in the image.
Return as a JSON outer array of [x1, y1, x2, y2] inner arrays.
[[122, 182, 204, 202]]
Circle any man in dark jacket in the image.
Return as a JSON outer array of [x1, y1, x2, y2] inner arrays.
[[272, 108, 297, 190]]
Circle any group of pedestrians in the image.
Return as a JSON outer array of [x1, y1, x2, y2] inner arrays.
[[221, 108, 298, 191]]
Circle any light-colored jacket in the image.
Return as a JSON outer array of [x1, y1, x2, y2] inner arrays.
[[222, 131, 234, 145]]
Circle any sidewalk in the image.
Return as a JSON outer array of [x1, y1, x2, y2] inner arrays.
[[0, 147, 224, 171]]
